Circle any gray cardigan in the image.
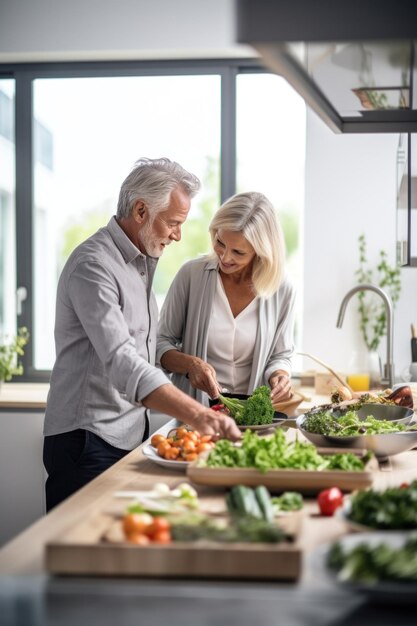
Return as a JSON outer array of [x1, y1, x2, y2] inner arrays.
[[156, 256, 296, 406]]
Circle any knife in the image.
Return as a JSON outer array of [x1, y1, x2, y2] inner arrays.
[[412, 324, 417, 362]]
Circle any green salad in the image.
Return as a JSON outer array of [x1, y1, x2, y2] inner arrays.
[[327, 534, 417, 583], [302, 409, 411, 436], [204, 428, 370, 473], [348, 481, 417, 529]]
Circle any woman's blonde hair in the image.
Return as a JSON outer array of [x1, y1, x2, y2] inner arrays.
[[209, 191, 286, 297]]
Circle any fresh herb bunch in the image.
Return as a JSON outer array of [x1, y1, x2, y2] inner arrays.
[[0, 327, 30, 382], [219, 386, 274, 426], [271, 492, 304, 513], [355, 233, 401, 351], [302, 409, 410, 436], [327, 534, 417, 583], [204, 428, 369, 473], [349, 481, 417, 530]]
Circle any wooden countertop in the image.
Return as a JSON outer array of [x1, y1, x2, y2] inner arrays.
[[0, 383, 323, 413], [1, 418, 417, 577], [0, 383, 49, 410]]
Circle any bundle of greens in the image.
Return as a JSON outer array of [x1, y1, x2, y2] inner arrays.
[[302, 409, 410, 436], [327, 534, 417, 583], [218, 386, 274, 426], [204, 428, 370, 473], [348, 481, 417, 530]]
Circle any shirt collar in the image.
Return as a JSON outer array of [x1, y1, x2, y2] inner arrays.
[[107, 216, 144, 264]]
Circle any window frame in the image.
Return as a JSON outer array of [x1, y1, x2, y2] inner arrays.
[[0, 58, 273, 381]]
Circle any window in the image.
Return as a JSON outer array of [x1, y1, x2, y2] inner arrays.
[[0, 61, 305, 380], [0, 79, 16, 339]]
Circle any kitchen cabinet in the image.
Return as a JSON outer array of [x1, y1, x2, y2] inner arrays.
[[236, 0, 417, 133], [0, 410, 46, 546]]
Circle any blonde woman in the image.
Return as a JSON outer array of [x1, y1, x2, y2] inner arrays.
[[157, 191, 296, 406]]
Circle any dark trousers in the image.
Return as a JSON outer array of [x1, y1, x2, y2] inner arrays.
[[43, 429, 136, 512]]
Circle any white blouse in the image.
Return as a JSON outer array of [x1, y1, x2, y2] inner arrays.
[[206, 273, 259, 394]]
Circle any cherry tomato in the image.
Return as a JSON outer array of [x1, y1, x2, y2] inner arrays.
[[182, 439, 196, 452], [317, 487, 343, 516], [150, 434, 166, 447], [176, 427, 189, 438], [123, 513, 153, 537], [185, 431, 199, 443], [128, 533, 151, 546], [164, 447, 180, 460], [400, 482, 410, 489], [196, 442, 214, 453], [184, 452, 198, 462], [152, 530, 172, 544], [201, 435, 213, 443], [157, 442, 172, 458], [146, 516, 171, 538]]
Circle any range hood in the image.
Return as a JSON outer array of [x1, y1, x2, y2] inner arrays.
[[236, 0, 417, 134]]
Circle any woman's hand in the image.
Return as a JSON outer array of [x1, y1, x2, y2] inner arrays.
[[186, 357, 221, 400], [269, 372, 292, 404]]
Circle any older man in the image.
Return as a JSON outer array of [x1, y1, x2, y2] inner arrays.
[[43, 157, 240, 511]]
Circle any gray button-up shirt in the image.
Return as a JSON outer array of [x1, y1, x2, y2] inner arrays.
[[44, 217, 170, 450]]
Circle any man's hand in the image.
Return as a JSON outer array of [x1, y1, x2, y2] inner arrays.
[[269, 372, 292, 404], [186, 357, 221, 400], [192, 407, 242, 441]]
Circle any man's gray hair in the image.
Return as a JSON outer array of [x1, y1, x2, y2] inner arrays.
[[117, 157, 201, 219]]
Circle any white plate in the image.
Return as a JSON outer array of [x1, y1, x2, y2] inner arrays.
[[312, 531, 417, 604], [142, 444, 188, 471]]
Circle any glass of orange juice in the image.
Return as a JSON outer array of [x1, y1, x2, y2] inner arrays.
[[347, 351, 370, 392]]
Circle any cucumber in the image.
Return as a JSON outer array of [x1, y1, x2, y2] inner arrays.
[[254, 485, 274, 523], [228, 485, 263, 519]]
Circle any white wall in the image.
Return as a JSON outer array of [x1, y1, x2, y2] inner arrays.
[[0, 0, 253, 62], [303, 109, 415, 381]]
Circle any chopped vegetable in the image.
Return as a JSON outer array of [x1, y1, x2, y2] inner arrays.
[[348, 480, 417, 529], [204, 428, 370, 473], [219, 386, 274, 426], [327, 534, 417, 583], [303, 409, 410, 436], [317, 487, 343, 516], [271, 492, 304, 513]]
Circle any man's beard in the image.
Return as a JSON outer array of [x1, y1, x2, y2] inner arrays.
[[140, 219, 168, 258]]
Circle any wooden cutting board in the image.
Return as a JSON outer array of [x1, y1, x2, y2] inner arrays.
[[45, 495, 303, 581], [187, 451, 377, 494]]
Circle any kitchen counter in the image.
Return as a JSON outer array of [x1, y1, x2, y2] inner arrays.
[[1, 419, 417, 626], [0, 383, 49, 410]]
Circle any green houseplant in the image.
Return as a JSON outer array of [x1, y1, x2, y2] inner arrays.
[[0, 327, 30, 384], [355, 234, 401, 352]]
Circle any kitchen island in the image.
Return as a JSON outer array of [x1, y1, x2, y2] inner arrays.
[[0, 420, 416, 626]]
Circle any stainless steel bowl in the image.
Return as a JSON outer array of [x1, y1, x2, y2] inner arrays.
[[296, 404, 417, 458]]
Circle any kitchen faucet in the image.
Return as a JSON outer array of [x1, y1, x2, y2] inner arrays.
[[336, 284, 394, 388]]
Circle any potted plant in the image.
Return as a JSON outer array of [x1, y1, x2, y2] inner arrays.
[[0, 327, 30, 387], [354, 234, 401, 385]]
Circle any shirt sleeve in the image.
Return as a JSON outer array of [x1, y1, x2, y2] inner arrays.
[[263, 280, 297, 384], [66, 260, 170, 405]]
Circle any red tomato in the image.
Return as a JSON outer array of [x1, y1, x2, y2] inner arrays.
[[400, 482, 410, 489], [128, 533, 151, 546], [317, 487, 343, 516], [147, 516, 171, 538], [152, 530, 172, 544]]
